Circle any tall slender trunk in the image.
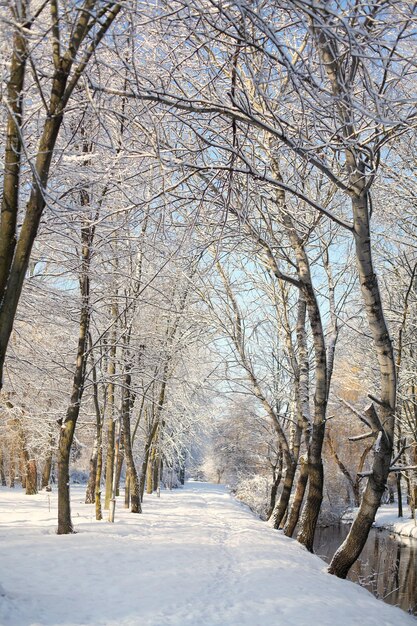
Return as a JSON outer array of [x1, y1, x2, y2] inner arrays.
[[57, 221, 92, 534], [9, 452, 15, 487], [139, 429, 155, 501], [0, 448, 6, 486], [85, 434, 98, 504], [0, 2, 28, 299], [108, 409, 121, 522], [124, 469, 130, 508], [263, 158, 328, 551], [139, 447, 150, 501], [121, 361, 142, 513], [285, 221, 327, 552], [153, 452, 160, 493], [86, 331, 104, 519], [306, 13, 397, 576], [95, 432, 103, 521], [147, 445, 156, 494], [266, 449, 283, 520], [104, 310, 117, 509], [115, 434, 124, 497], [329, 192, 396, 577], [284, 298, 311, 536]]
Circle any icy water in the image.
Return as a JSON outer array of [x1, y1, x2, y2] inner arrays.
[[315, 524, 417, 616]]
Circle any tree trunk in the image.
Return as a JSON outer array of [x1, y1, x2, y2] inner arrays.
[[328, 192, 396, 577], [41, 450, 53, 490], [104, 316, 117, 510], [139, 422, 159, 501], [270, 456, 297, 529], [139, 447, 150, 501], [87, 331, 103, 519], [0, 4, 28, 300], [25, 459, 37, 495], [308, 19, 397, 578], [153, 451, 159, 493], [124, 469, 130, 509], [121, 363, 142, 513], [9, 453, 15, 487], [57, 220, 93, 534], [294, 287, 327, 551], [108, 410, 121, 523], [147, 448, 155, 495], [284, 456, 309, 537], [266, 452, 283, 520], [85, 434, 98, 504], [277, 210, 328, 552], [58, 419, 76, 534], [115, 431, 124, 497], [296, 454, 324, 550], [397, 474, 403, 518], [0, 448, 6, 486], [95, 434, 103, 521]]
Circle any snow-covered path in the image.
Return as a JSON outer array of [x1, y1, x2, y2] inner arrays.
[[0, 482, 414, 626]]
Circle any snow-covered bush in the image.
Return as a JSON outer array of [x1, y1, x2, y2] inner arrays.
[[234, 475, 270, 520]]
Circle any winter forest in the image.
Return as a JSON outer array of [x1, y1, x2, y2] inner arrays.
[[1, 1, 417, 624]]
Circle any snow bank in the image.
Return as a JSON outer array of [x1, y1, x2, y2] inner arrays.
[[0, 483, 414, 626], [373, 504, 417, 539], [343, 503, 417, 539]]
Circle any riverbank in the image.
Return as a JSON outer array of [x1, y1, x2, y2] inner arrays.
[[374, 505, 417, 538], [343, 503, 417, 539], [1, 483, 415, 626]]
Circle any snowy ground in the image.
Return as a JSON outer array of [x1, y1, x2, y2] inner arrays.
[[0, 482, 415, 626]]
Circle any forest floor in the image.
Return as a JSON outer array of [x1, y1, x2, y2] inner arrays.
[[0, 482, 415, 626]]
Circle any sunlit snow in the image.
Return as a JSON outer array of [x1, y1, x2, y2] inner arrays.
[[0, 482, 414, 626]]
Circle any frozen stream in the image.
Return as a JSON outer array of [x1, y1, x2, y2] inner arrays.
[[315, 523, 417, 615]]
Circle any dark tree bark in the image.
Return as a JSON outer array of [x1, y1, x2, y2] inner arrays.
[[0, 2, 29, 301], [95, 434, 103, 521], [124, 469, 130, 509], [26, 459, 37, 495], [57, 217, 94, 534], [284, 457, 309, 537], [9, 452, 15, 488], [139, 423, 158, 501], [282, 215, 328, 552], [121, 357, 142, 513], [266, 449, 283, 520], [0, 448, 6, 486], [104, 316, 117, 510], [270, 457, 297, 529], [41, 454, 53, 490], [85, 435, 98, 504], [115, 432, 124, 497]]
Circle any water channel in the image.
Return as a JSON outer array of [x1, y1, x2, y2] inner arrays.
[[314, 524, 417, 616]]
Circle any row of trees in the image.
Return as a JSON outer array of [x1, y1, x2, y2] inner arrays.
[[0, 0, 416, 581]]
